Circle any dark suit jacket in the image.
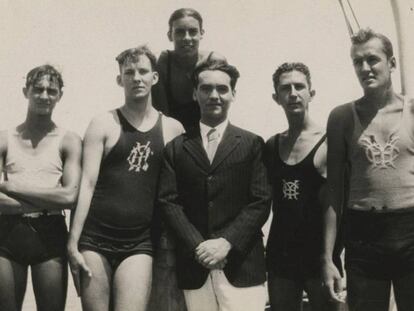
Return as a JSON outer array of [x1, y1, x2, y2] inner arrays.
[[157, 123, 271, 290]]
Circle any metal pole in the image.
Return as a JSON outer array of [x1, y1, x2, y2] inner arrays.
[[390, 0, 414, 97]]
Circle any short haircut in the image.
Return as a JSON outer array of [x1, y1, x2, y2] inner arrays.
[[115, 45, 157, 71], [25, 65, 64, 91], [351, 28, 394, 59], [168, 8, 203, 32], [192, 60, 240, 91], [272, 62, 312, 93]]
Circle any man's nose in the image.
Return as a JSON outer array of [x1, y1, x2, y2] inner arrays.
[[209, 88, 219, 99], [289, 85, 298, 97], [183, 31, 191, 40], [361, 60, 370, 71], [40, 89, 49, 99], [133, 71, 142, 81]]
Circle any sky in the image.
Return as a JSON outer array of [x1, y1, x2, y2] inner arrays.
[[1, 0, 413, 140]]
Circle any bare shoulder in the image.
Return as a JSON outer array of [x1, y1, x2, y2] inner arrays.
[[328, 103, 352, 122], [327, 102, 354, 134], [162, 115, 185, 144], [85, 110, 119, 139], [61, 130, 82, 151]]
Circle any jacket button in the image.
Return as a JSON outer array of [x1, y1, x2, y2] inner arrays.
[[208, 202, 214, 208], [207, 175, 213, 181]]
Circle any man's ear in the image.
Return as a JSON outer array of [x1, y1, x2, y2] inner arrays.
[[193, 89, 198, 101], [272, 93, 280, 105], [152, 72, 159, 86], [116, 75, 123, 87], [310, 89, 316, 99], [167, 31, 173, 42], [389, 56, 397, 72], [23, 87, 28, 98]]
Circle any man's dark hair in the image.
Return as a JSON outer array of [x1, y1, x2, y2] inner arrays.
[[168, 8, 203, 32], [192, 60, 240, 90], [351, 28, 394, 59], [25, 65, 64, 91], [272, 62, 312, 93], [116, 45, 157, 71]]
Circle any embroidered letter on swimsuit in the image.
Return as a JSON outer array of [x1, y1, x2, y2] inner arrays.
[[359, 133, 400, 169], [282, 179, 300, 200], [127, 141, 153, 172]]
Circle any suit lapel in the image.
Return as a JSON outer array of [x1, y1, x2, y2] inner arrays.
[[182, 130, 210, 172], [210, 124, 241, 171]]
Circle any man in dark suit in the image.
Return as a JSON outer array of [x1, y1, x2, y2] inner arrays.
[[157, 60, 271, 311]]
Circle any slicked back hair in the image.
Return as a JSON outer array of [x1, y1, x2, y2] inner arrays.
[[25, 65, 64, 91], [168, 8, 203, 32], [272, 62, 312, 93], [351, 28, 394, 59], [116, 45, 157, 71], [192, 60, 240, 91]]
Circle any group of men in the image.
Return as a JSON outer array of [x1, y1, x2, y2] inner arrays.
[[70, 27, 412, 311], [0, 26, 412, 311]]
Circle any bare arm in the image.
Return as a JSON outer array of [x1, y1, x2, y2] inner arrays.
[[0, 131, 40, 214], [322, 105, 350, 302], [0, 132, 82, 211], [68, 118, 106, 249], [67, 117, 107, 294]]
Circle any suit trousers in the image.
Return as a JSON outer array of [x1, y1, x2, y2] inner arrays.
[[183, 269, 266, 311]]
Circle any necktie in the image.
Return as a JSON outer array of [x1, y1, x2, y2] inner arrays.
[[206, 128, 219, 163]]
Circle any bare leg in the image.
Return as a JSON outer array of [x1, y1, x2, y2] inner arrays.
[[112, 254, 152, 311], [81, 250, 112, 311], [0, 256, 28, 311], [31, 257, 68, 311]]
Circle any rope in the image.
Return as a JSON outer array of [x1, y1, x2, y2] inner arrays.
[[337, 0, 361, 37]]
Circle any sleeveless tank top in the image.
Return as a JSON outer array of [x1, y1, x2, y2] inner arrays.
[[266, 134, 326, 254], [4, 127, 65, 216], [81, 110, 165, 244], [348, 99, 414, 210], [166, 50, 214, 131]]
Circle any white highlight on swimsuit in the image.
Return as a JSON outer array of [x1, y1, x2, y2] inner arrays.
[[282, 179, 300, 200], [359, 133, 400, 169], [127, 141, 153, 172]]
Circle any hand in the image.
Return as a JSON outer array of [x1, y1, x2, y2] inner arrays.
[[68, 247, 92, 297], [195, 238, 232, 268], [321, 260, 346, 303]]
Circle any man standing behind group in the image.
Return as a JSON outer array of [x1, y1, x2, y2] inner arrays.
[[67, 46, 183, 311], [158, 60, 271, 311], [322, 28, 414, 310], [265, 63, 341, 311]]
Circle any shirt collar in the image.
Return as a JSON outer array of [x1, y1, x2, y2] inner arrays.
[[200, 119, 229, 139]]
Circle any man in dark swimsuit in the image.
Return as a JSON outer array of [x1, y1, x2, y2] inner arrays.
[[265, 62, 341, 311], [67, 45, 183, 311]]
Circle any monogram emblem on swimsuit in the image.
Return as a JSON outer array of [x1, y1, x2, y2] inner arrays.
[[282, 179, 300, 200], [359, 133, 400, 169], [127, 141, 153, 172]]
